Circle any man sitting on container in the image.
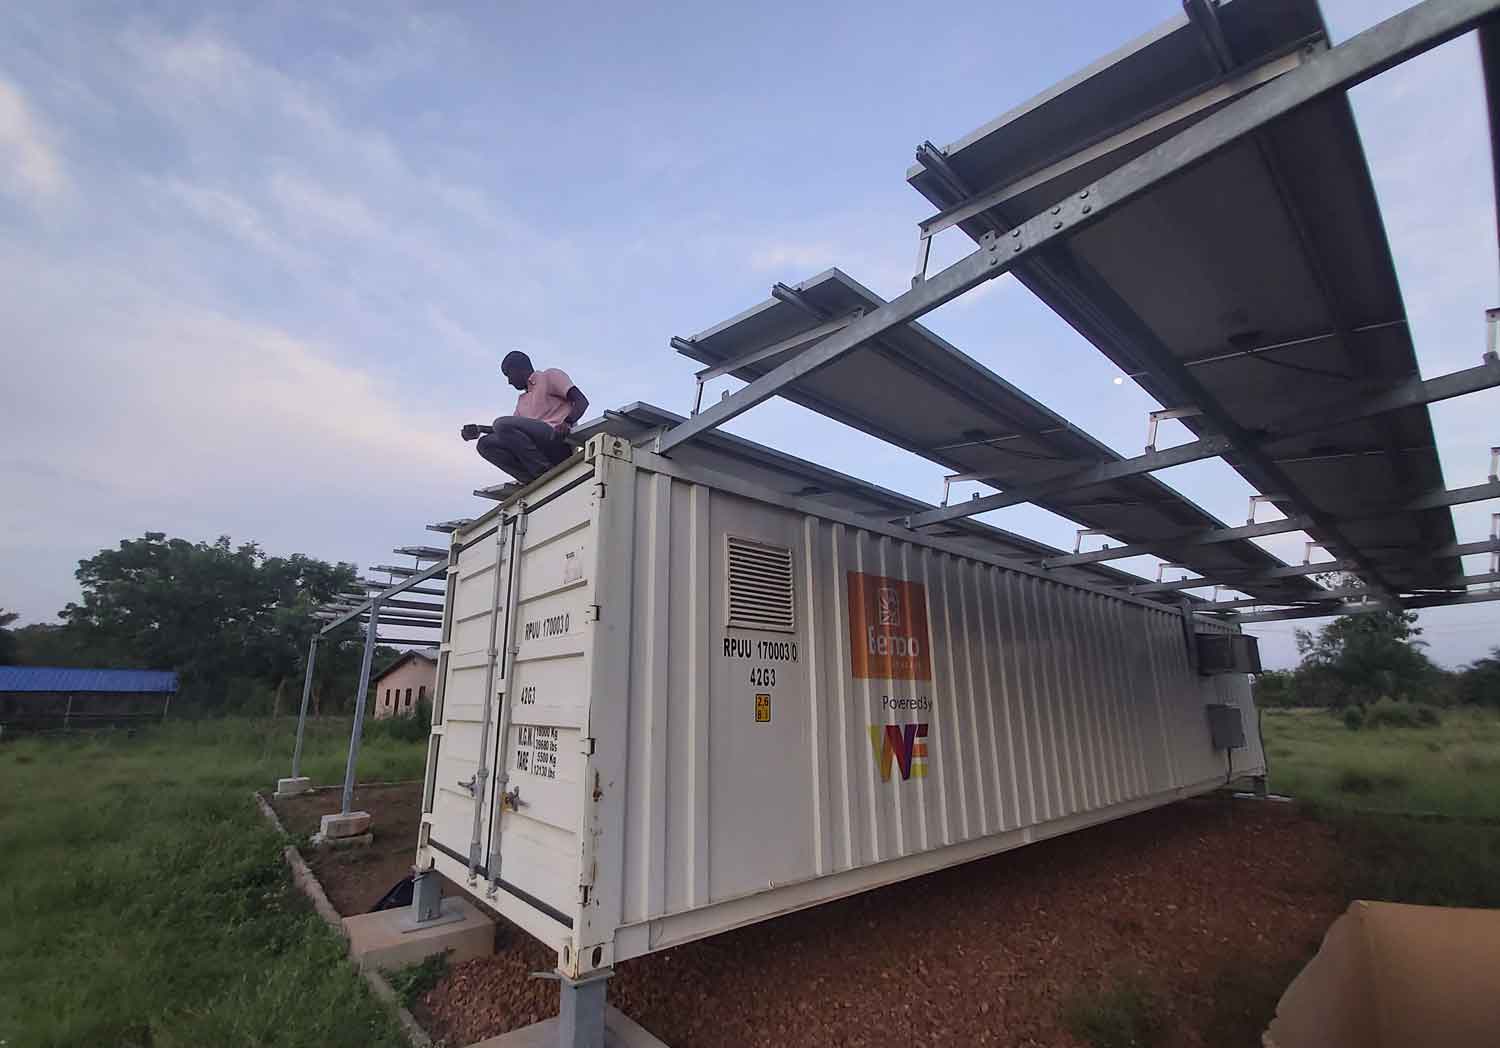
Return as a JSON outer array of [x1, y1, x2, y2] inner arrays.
[[460, 351, 589, 490]]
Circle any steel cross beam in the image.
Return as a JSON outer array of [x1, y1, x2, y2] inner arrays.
[[655, 0, 1500, 465], [1127, 559, 1360, 595], [904, 357, 1500, 529], [1202, 570, 1500, 611], [321, 558, 448, 634], [1233, 588, 1500, 623], [1038, 481, 1500, 568]]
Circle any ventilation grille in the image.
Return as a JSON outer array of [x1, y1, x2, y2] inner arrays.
[[726, 537, 795, 633]]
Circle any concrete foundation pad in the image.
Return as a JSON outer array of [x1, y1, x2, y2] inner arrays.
[[275, 776, 313, 797], [319, 809, 372, 839], [345, 897, 494, 973], [311, 831, 374, 850], [464, 1005, 668, 1048]]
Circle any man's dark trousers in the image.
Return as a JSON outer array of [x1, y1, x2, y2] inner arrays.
[[476, 416, 573, 484]]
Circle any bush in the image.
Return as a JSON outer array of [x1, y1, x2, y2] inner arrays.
[[1343, 706, 1366, 731], [1363, 699, 1442, 730]]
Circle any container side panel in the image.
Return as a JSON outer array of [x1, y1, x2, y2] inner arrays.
[[952, 554, 991, 839], [704, 491, 816, 901], [602, 461, 1263, 960]]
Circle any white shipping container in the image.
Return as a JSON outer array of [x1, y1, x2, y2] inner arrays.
[[416, 429, 1263, 979]]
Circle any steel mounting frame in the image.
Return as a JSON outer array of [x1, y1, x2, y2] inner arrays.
[[654, 0, 1500, 617]]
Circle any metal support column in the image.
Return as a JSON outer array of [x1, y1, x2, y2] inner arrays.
[[411, 868, 443, 924], [557, 969, 611, 1048], [290, 633, 320, 780], [340, 598, 381, 816]]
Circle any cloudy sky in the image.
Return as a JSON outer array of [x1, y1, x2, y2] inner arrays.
[[2, 0, 1496, 668]]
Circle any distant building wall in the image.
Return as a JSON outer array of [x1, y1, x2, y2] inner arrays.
[[373, 657, 435, 719]]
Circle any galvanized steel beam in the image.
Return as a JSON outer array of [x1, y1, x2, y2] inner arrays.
[[906, 355, 1500, 529], [321, 559, 448, 633], [655, 0, 1500, 465], [1204, 570, 1500, 611], [1233, 588, 1500, 623], [1128, 559, 1360, 595], [1039, 480, 1500, 569]]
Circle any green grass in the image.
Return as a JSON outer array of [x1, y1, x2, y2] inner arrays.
[[1064, 978, 1163, 1048], [1262, 706, 1500, 818], [384, 951, 450, 1009], [0, 717, 427, 1047], [1263, 705, 1500, 912]]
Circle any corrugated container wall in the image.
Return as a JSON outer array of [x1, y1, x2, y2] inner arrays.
[[416, 435, 1263, 978]]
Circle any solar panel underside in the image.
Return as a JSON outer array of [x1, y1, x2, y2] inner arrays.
[[673, 269, 1324, 604], [906, 0, 1462, 594]]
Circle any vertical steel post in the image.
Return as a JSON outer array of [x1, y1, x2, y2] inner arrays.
[[340, 601, 380, 816], [557, 970, 611, 1048], [290, 633, 320, 779]]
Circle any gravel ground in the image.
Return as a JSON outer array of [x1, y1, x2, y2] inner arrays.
[[414, 797, 1342, 1047]]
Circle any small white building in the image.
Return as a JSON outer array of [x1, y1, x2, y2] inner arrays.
[[372, 650, 437, 719]]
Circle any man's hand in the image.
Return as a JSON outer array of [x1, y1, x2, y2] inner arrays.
[[460, 424, 481, 441], [554, 421, 572, 438]]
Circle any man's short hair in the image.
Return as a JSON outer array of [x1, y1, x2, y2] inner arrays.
[[501, 351, 532, 376]]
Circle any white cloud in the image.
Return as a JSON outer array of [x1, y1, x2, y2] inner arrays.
[[269, 171, 383, 239], [0, 76, 65, 201]]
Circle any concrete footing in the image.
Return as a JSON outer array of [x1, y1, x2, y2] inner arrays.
[[344, 896, 495, 973], [319, 809, 372, 838], [312, 831, 374, 850], [464, 1005, 668, 1048], [275, 776, 313, 797]]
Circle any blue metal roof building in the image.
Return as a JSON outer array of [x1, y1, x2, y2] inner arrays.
[[0, 667, 178, 694]]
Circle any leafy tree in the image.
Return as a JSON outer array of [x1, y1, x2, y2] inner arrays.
[[1292, 608, 1436, 708], [55, 533, 382, 712], [1457, 647, 1500, 707]]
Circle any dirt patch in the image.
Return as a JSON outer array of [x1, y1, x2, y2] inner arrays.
[[415, 798, 1341, 1048], [271, 783, 426, 916]]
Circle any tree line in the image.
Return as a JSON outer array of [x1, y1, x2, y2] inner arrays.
[[1253, 607, 1500, 710], [1, 532, 408, 715]]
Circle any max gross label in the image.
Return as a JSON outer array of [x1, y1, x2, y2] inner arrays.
[[846, 571, 933, 681]]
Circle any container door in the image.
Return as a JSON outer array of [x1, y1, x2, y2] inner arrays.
[[425, 515, 516, 874], [483, 477, 597, 924]]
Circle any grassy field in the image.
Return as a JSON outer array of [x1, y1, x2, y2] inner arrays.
[[0, 717, 426, 1048], [1262, 705, 1500, 818], [1262, 705, 1500, 910]]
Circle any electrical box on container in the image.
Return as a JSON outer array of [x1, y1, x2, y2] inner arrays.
[[1196, 632, 1262, 675], [1205, 703, 1247, 750]]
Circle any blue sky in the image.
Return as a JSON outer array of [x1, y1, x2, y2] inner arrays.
[[1, 0, 1496, 668]]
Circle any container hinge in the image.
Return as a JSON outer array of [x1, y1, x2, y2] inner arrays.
[[579, 737, 596, 756], [579, 884, 592, 906], [584, 604, 601, 623]]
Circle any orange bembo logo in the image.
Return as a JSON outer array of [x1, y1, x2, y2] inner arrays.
[[847, 571, 932, 680]]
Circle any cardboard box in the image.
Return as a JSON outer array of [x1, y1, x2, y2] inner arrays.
[[1264, 901, 1500, 1048]]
